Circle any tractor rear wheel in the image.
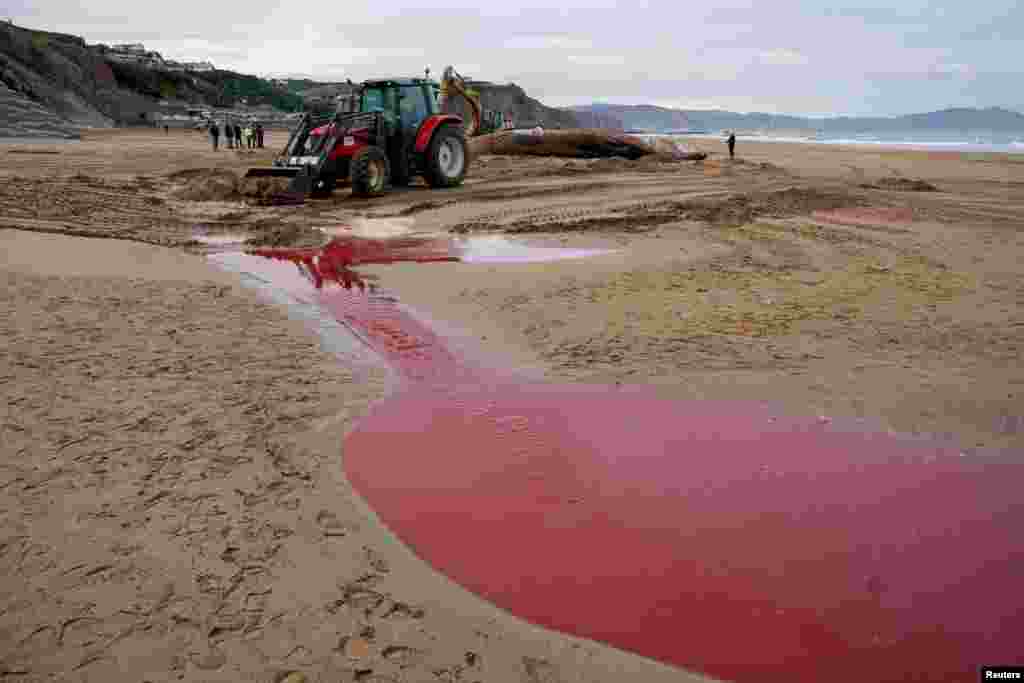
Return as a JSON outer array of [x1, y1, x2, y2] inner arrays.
[[351, 146, 389, 197], [423, 125, 467, 188]]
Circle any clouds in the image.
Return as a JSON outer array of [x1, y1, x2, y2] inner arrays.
[[10, 0, 1020, 115], [758, 49, 809, 67]]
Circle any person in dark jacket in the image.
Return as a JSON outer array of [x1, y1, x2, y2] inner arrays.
[[726, 132, 736, 159], [209, 121, 220, 151], [256, 122, 264, 148], [234, 123, 242, 149]]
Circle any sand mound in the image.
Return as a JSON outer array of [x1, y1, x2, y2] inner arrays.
[[239, 175, 293, 199], [869, 177, 940, 192], [165, 167, 213, 182], [171, 168, 241, 201], [170, 169, 294, 202], [675, 187, 862, 226]]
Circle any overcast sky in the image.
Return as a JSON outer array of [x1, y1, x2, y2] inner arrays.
[[10, 0, 1023, 116]]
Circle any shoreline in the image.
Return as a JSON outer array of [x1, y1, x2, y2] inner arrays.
[[663, 132, 1024, 155]]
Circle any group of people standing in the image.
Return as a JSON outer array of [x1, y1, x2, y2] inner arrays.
[[207, 120, 265, 151]]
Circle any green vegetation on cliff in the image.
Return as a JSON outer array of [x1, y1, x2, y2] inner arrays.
[[200, 71, 304, 111]]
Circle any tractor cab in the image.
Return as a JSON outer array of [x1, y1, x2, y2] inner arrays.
[[359, 78, 440, 137]]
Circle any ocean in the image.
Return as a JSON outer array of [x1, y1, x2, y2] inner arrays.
[[648, 131, 1024, 155]]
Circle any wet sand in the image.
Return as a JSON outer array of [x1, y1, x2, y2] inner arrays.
[[2, 128, 1023, 681]]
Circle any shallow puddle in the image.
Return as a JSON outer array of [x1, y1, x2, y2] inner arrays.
[[453, 234, 615, 263], [191, 233, 250, 248]]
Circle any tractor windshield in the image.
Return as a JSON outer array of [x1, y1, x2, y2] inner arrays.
[[399, 85, 431, 130], [360, 86, 396, 114], [361, 88, 384, 112]]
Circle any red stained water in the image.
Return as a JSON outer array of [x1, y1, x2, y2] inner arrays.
[[249, 235, 458, 292], [246, 237, 1024, 683]]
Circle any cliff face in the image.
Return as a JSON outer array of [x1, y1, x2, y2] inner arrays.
[[1, 22, 127, 128], [0, 82, 80, 138]]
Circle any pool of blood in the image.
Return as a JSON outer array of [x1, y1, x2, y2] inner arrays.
[[242, 236, 1023, 683]]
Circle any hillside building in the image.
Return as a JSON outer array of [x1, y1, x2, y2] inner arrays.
[[93, 41, 213, 72]]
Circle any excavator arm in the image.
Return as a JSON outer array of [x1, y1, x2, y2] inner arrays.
[[438, 66, 481, 137]]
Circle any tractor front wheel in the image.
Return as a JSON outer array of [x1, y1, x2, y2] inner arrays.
[[351, 146, 389, 197], [423, 125, 467, 188], [311, 173, 336, 198]]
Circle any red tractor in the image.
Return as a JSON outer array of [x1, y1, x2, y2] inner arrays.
[[245, 76, 470, 199]]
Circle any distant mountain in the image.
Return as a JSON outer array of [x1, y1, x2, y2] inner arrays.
[[818, 107, 1024, 133], [567, 103, 685, 132], [570, 105, 625, 130], [569, 104, 1024, 135]]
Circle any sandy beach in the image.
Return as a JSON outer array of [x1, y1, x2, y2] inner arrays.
[[2, 128, 1022, 682]]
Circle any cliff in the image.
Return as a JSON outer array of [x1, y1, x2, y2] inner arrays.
[[1, 22, 122, 128], [0, 81, 80, 138], [444, 82, 579, 129]]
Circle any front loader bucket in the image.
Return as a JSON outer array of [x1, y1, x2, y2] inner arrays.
[[287, 168, 314, 195], [243, 167, 301, 179], [243, 166, 311, 206]]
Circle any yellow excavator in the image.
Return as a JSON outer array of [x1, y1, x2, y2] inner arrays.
[[438, 66, 505, 136]]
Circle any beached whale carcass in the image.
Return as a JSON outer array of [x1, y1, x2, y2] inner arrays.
[[468, 127, 707, 160]]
